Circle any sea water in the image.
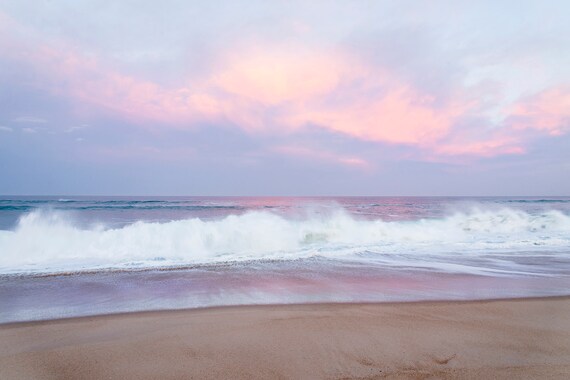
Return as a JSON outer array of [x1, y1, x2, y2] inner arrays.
[[1, 196, 569, 322]]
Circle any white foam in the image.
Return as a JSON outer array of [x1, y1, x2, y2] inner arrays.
[[0, 207, 569, 274]]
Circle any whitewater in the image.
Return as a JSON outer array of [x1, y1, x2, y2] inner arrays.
[[1, 197, 570, 276], [1, 197, 570, 322]]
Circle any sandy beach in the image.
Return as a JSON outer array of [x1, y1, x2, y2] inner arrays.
[[0, 297, 569, 379]]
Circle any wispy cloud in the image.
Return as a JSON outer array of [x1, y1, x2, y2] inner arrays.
[[65, 125, 88, 133], [21, 127, 38, 134], [272, 145, 369, 168], [12, 116, 48, 124]]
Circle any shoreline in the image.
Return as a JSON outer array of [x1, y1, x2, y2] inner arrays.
[[4, 261, 570, 324], [2, 296, 569, 379], [2, 294, 570, 327]]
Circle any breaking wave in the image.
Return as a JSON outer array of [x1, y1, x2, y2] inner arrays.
[[0, 207, 569, 274]]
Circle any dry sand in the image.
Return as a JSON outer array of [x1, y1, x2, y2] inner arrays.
[[1, 297, 569, 379]]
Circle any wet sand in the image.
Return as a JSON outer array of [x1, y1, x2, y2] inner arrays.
[[1, 297, 569, 379]]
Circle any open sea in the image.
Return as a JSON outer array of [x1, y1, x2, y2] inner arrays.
[[1, 196, 570, 323]]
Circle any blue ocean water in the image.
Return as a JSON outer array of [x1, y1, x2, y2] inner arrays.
[[1, 196, 569, 322]]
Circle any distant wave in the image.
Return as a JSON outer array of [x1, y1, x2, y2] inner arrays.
[[0, 206, 34, 211], [0, 201, 242, 211], [503, 199, 570, 203], [67, 205, 243, 211], [0, 207, 569, 275]]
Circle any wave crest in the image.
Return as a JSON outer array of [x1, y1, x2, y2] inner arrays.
[[0, 207, 569, 274]]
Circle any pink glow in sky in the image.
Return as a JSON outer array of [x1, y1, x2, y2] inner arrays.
[[0, 1, 569, 195]]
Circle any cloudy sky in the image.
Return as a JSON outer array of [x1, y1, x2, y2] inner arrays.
[[0, 0, 569, 195]]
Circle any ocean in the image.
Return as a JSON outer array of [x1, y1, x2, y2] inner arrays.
[[1, 196, 569, 322]]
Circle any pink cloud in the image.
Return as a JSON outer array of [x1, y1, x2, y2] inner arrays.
[[432, 86, 570, 158], [4, 10, 570, 163], [435, 138, 525, 157], [509, 86, 570, 136], [213, 49, 470, 146], [272, 145, 369, 168], [213, 47, 344, 105], [4, 41, 495, 158], [285, 86, 466, 145]]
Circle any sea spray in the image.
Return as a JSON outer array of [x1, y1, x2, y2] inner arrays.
[[1, 206, 569, 275]]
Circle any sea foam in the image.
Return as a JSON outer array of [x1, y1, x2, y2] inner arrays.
[[0, 207, 569, 275]]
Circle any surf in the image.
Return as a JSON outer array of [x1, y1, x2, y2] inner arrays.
[[0, 206, 569, 275]]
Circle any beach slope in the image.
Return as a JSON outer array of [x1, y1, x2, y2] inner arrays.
[[1, 297, 569, 379]]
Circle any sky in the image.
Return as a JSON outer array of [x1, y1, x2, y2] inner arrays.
[[0, 0, 569, 196]]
